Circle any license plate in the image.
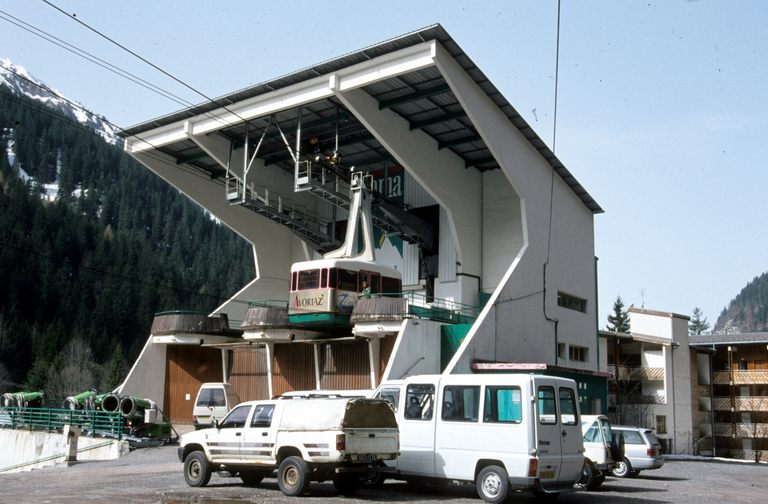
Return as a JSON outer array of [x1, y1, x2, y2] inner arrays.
[[357, 454, 377, 462], [539, 470, 556, 479]]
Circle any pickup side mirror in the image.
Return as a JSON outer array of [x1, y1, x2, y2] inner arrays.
[[213, 418, 220, 430]]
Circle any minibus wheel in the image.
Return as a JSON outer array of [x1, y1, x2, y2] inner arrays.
[[476, 465, 509, 503]]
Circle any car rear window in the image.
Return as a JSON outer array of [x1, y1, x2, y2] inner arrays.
[[621, 430, 645, 444]]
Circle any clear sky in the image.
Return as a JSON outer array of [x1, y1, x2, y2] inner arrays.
[[1, 0, 766, 329]]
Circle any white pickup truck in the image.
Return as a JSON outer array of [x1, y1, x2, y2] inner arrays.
[[178, 397, 399, 496]]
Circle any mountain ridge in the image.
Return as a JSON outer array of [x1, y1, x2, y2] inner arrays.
[[0, 57, 118, 144]]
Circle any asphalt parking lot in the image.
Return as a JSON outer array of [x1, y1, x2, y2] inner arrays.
[[1, 445, 766, 504]]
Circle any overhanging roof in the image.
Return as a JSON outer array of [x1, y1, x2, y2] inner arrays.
[[119, 24, 602, 214], [690, 333, 768, 346]]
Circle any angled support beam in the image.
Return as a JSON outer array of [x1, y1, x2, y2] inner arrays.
[[332, 86, 482, 296]]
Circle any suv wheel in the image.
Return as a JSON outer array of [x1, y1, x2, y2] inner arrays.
[[611, 457, 633, 478], [183, 451, 212, 487]]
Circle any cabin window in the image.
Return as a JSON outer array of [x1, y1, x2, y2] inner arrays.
[[320, 268, 328, 288], [328, 268, 338, 289], [558, 387, 578, 425], [369, 273, 381, 293], [381, 276, 401, 295], [337, 268, 358, 291], [358, 271, 380, 293], [441, 385, 480, 422], [483, 386, 523, 423], [537, 387, 557, 425], [298, 269, 320, 290], [291, 272, 297, 292], [404, 384, 434, 421]]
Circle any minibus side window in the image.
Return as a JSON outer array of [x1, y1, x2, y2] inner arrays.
[[404, 384, 435, 420], [558, 387, 578, 426], [537, 386, 557, 425], [441, 385, 480, 422], [483, 386, 522, 423]]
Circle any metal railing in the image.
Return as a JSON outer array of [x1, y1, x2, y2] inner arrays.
[[252, 291, 480, 325], [0, 407, 124, 439]]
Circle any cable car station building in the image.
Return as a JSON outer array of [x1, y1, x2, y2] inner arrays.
[[117, 25, 604, 424]]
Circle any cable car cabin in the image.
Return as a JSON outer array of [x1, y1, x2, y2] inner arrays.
[[288, 259, 402, 327]]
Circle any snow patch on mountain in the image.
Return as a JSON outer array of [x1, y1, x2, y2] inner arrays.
[[0, 57, 119, 145]]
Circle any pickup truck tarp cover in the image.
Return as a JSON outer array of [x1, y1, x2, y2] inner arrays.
[[279, 398, 397, 430]]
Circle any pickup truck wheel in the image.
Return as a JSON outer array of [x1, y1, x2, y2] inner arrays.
[[240, 469, 266, 486], [476, 465, 509, 504], [579, 459, 599, 490], [183, 451, 211, 487], [333, 474, 360, 495], [277, 456, 310, 496]]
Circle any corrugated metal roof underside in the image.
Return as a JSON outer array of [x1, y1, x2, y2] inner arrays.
[[122, 24, 602, 214]]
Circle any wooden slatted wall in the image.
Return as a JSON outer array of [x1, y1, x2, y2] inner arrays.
[[164, 345, 223, 424], [230, 347, 270, 402], [319, 341, 371, 390], [272, 344, 315, 397]]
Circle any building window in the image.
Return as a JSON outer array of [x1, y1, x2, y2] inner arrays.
[[569, 345, 588, 362], [557, 292, 587, 313], [656, 415, 667, 434], [558, 343, 566, 360]]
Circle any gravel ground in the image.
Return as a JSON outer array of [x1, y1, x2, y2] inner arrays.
[[2, 444, 767, 504]]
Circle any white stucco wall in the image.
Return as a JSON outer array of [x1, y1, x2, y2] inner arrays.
[[383, 319, 443, 380], [117, 336, 167, 405], [436, 45, 597, 373]]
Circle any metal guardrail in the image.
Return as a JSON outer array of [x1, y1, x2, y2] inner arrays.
[[0, 407, 124, 439], [251, 291, 479, 325]]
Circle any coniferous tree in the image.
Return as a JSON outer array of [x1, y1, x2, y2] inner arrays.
[[0, 85, 254, 392], [689, 307, 710, 335], [606, 295, 631, 334]]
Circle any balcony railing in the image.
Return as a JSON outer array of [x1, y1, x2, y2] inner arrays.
[[713, 370, 768, 385], [609, 392, 666, 405], [712, 396, 768, 411], [608, 365, 665, 382], [713, 422, 768, 438]]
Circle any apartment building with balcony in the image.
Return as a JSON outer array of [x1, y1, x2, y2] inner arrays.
[[599, 308, 693, 454], [690, 333, 768, 462]]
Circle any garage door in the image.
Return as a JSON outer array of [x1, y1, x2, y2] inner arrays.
[[164, 345, 223, 424]]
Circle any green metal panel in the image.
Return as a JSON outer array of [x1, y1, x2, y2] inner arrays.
[[287, 312, 351, 327], [441, 324, 473, 370], [544, 370, 608, 415]]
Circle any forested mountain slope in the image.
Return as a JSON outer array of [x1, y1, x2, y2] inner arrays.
[[0, 85, 254, 396], [714, 271, 768, 334]]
